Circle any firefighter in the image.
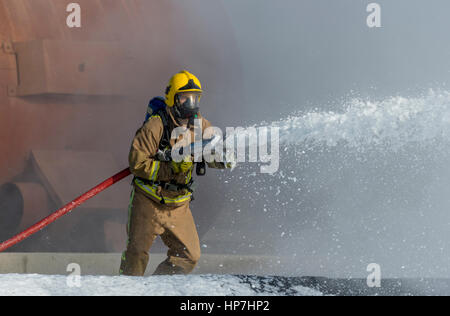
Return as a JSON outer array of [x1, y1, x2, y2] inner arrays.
[[120, 70, 230, 276]]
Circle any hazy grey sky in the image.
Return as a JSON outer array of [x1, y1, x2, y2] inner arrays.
[[222, 0, 450, 121]]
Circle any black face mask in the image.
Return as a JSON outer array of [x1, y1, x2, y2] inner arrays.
[[174, 93, 200, 120]]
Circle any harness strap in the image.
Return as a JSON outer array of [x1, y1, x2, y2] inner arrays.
[[135, 177, 194, 193], [154, 108, 171, 151]]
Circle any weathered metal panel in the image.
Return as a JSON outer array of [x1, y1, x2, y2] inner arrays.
[[0, 53, 15, 69], [0, 0, 243, 251], [14, 182, 50, 230], [12, 39, 141, 96], [0, 69, 15, 87], [30, 149, 130, 209], [1, 0, 175, 42]]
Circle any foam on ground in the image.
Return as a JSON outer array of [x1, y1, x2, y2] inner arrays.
[[0, 274, 323, 296]]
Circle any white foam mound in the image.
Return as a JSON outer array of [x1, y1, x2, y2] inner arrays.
[[0, 274, 322, 296]]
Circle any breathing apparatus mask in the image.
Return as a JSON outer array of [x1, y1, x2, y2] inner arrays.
[[173, 92, 201, 124]]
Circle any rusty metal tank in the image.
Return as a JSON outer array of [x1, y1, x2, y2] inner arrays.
[[0, 0, 242, 252]]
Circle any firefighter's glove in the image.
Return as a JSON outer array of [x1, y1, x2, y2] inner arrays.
[[171, 160, 181, 174], [171, 156, 193, 174], [225, 161, 235, 169], [180, 156, 194, 173], [224, 150, 237, 170]]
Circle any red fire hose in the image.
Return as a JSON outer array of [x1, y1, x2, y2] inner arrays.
[[0, 168, 131, 252]]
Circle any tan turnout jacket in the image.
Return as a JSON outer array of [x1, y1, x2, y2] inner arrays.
[[128, 111, 223, 206]]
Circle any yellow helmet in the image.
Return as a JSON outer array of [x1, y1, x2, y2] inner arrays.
[[165, 70, 203, 107]]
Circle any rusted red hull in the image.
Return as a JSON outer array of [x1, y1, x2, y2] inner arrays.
[[0, 0, 242, 251]]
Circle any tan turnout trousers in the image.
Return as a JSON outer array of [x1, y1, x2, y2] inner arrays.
[[120, 186, 201, 276]]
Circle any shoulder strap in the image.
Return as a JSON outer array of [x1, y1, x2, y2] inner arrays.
[[154, 108, 171, 150]]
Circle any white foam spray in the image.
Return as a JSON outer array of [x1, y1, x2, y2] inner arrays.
[[231, 89, 450, 154], [216, 89, 450, 279]]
